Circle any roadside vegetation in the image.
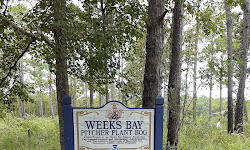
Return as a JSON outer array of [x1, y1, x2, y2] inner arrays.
[[1, 98, 249, 150]]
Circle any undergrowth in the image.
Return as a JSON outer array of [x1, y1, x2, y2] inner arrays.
[[1, 113, 250, 150], [0, 113, 60, 150], [176, 115, 249, 150]]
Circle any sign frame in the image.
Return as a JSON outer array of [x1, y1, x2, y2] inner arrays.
[[63, 96, 164, 150]]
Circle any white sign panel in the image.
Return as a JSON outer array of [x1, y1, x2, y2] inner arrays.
[[73, 101, 154, 150]]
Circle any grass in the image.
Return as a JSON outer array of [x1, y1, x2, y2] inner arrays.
[[0, 113, 60, 150], [0, 113, 250, 150], [178, 115, 250, 150]]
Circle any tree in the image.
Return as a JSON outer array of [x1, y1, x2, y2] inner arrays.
[[167, 0, 183, 148], [234, 0, 249, 133], [225, 0, 234, 133], [142, 0, 165, 108], [52, 0, 69, 148]]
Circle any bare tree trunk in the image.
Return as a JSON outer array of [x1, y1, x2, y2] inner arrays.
[[243, 100, 248, 122], [209, 75, 212, 119], [21, 101, 25, 118], [99, 92, 102, 107], [19, 60, 25, 118], [39, 86, 43, 118], [17, 97, 21, 117], [225, 0, 234, 133], [49, 74, 55, 120], [105, 83, 109, 102], [219, 80, 222, 114], [53, 0, 69, 149], [73, 77, 77, 106], [84, 82, 88, 107], [235, 0, 249, 133], [90, 85, 94, 107], [142, 0, 165, 108], [167, 1, 183, 148], [111, 83, 115, 100], [118, 54, 121, 101], [184, 62, 189, 118], [193, 17, 199, 121]]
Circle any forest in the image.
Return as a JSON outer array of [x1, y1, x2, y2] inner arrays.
[[0, 0, 250, 149]]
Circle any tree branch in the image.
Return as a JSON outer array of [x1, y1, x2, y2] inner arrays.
[[158, 9, 168, 22], [0, 39, 35, 87], [3, 0, 9, 16], [0, 14, 54, 48]]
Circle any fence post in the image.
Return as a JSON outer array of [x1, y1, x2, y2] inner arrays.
[[154, 97, 164, 150], [63, 96, 74, 150]]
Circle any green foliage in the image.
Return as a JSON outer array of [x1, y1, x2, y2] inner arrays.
[[178, 115, 250, 149], [0, 115, 60, 150]]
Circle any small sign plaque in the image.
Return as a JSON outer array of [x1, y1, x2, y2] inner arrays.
[[73, 101, 154, 150]]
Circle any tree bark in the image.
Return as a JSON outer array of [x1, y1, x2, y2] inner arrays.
[[142, 0, 165, 108], [90, 85, 94, 107], [219, 79, 222, 114], [243, 100, 248, 122], [105, 83, 109, 103], [99, 92, 102, 107], [234, 0, 249, 133], [84, 82, 88, 107], [39, 86, 43, 118], [118, 54, 121, 102], [167, 1, 183, 148], [17, 97, 21, 117], [19, 60, 25, 118], [225, 0, 234, 133], [209, 74, 212, 119], [49, 74, 55, 120], [111, 83, 115, 100], [73, 77, 77, 106], [193, 23, 199, 121], [53, 0, 69, 149]]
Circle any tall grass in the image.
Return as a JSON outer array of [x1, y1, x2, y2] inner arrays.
[[0, 113, 60, 150], [1, 113, 250, 150], [177, 115, 250, 150]]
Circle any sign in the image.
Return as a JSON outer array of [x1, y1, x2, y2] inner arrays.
[[73, 102, 154, 150], [63, 96, 164, 150]]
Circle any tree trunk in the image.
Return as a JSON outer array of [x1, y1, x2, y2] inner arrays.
[[53, 0, 69, 149], [90, 85, 94, 107], [167, 1, 183, 148], [111, 83, 115, 100], [105, 83, 109, 103], [243, 100, 248, 122], [209, 75, 212, 119], [73, 77, 77, 106], [142, 0, 165, 108], [118, 54, 121, 101], [19, 60, 25, 118], [21, 101, 25, 118], [234, 0, 249, 133], [17, 97, 21, 117], [225, 0, 234, 133], [183, 62, 189, 119], [193, 39, 198, 121], [39, 86, 43, 118], [84, 82, 88, 107], [219, 80, 222, 114], [99, 92, 102, 107], [49, 74, 55, 120], [193, 14, 199, 121]]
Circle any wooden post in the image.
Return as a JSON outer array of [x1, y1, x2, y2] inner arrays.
[[154, 97, 164, 150], [63, 96, 74, 150]]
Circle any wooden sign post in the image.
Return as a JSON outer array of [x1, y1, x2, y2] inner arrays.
[[63, 96, 164, 150]]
